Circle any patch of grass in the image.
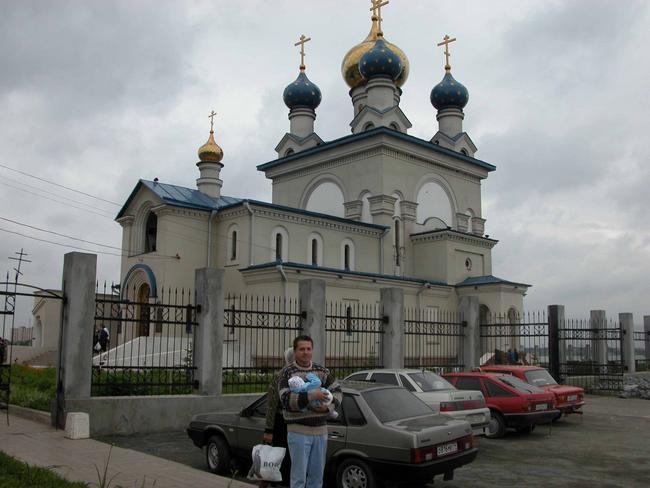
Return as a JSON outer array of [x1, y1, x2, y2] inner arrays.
[[9, 365, 56, 411], [0, 451, 89, 488]]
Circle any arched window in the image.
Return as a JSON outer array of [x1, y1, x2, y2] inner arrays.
[[340, 239, 355, 271], [394, 220, 401, 267], [285, 148, 295, 157], [416, 180, 453, 227], [275, 233, 283, 261], [390, 122, 400, 132], [307, 232, 323, 266], [305, 181, 345, 218], [311, 239, 318, 266], [231, 231, 238, 260], [460, 148, 469, 156], [363, 122, 375, 131], [144, 212, 157, 253]]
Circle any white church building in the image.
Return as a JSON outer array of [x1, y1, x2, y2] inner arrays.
[[115, 9, 530, 321]]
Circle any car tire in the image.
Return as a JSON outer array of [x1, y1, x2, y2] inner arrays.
[[486, 411, 506, 439], [336, 457, 377, 488], [205, 435, 231, 475]]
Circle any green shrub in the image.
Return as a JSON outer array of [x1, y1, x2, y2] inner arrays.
[[8, 365, 56, 412], [0, 451, 89, 488]]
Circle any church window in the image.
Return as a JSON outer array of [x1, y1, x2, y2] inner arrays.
[[231, 231, 238, 260], [460, 148, 469, 156], [363, 122, 375, 131], [465, 258, 472, 271], [144, 212, 157, 253], [275, 233, 283, 261], [311, 239, 318, 266], [416, 180, 453, 227], [285, 148, 295, 156], [394, 220, 401, 267], [390, 122, 400, 131], [340, 239, 355, 271]]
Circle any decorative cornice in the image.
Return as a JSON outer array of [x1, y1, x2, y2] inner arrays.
[[116, 215, 135, 227], [411, 229, 498, 249]]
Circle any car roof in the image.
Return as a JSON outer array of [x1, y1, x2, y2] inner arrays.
[[481, 365, 544, 372], [345, 368, 440, 375], [339, 379, 402, 393], [443, 371, 504, 379]]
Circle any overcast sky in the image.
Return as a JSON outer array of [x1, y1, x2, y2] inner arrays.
[[1, 0, 649, 332]]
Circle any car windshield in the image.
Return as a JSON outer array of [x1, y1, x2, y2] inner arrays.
[[499, 375, 544, 394], [363, 388, 433, 423], [407, 371, 455, 392], [524, 369, 557, 386]]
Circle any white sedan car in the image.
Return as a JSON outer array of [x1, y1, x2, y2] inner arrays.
[[345, 369, 490, 436]]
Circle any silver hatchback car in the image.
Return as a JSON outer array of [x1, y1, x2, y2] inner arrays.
[[345, 369, 491, 436], [187, 381, 478, 488]]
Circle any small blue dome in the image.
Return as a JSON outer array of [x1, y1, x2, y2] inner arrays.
[[359, 38, 402, 81], [283, 71, 322, 110], [430, 71, 469, 111]]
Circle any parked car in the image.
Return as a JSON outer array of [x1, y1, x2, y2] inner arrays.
[[187, 381, 478, 487], [443, 372, 559, 438], [479, 365, 585, 418], [344, 369, 491, 436]]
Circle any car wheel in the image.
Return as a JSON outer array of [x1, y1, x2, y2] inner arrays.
[[336, 458, 377, 488], [486, 411, 506, 439], [205, 435, 231, 475]]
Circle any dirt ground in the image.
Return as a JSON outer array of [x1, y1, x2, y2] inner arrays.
[[98, 395, 650, 488]]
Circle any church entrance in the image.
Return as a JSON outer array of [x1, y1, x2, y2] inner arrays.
[[137, 283, 151, 337]]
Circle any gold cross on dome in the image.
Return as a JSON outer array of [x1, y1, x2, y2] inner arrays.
[[208, 110, 217, 132], [437, 34, 457, 70], [370, 0, 389, 33], [294, 34, 311, 71]]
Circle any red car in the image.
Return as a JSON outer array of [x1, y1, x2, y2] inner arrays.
[[443, 372, 559, 438], [479, 365, 585, 418]]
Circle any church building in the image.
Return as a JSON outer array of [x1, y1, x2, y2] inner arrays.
[[115, 4, 530, 321]]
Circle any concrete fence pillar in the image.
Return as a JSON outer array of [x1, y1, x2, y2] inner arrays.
[[299, 279, 326, 366], [458, 296, 480, 369], [194, 268, 224, 395], [56, 252, 97, 427], [645, 316, 650, 365], [591, 310, 608, 372], [619, 313, 635, 374], [548, 305, 565, 382], [380, 288, 404, 369]]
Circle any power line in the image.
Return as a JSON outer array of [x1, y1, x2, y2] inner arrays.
[[0, 162, 121, 206], [0, 180, 115, 219]]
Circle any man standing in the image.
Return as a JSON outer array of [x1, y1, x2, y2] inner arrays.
[[99, 325, 110, 352], [279, 335, 341, 488]]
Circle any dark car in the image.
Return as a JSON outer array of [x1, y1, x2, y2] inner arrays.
[[187, 381, 478, 487], [444, 372, 559, 438]]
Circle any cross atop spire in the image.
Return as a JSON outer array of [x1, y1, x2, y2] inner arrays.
[[294, 34, 312, 71], [437, 34, 457, 71], [370, 0, 389, 35], [208, 110, 217, 132]]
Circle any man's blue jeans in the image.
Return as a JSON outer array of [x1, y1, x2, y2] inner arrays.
[[287, 431, 327, 488]]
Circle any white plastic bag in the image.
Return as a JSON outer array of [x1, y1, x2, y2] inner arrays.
[[246, 444, 286, 482], [94, 342, 102, 352]]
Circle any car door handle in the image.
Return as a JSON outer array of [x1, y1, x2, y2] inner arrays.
[[329, 431, 345, 439]]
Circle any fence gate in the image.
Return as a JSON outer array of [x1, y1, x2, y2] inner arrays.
[[404, 308, 465, 373], [559, 318, 625, 392], [325, 301, 385, 380], [480, 312, 550, 368], [0, 281, 63, 423]]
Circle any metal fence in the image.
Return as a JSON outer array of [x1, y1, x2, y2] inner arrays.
[[634, 330, 649, 372], [404, 308, 465, 373], [559, 318, 624, 391], [325, 301, 385, 380], [480, 311, 549, 368], [222, 294, 303, 394], [91, 283, 198, 396]]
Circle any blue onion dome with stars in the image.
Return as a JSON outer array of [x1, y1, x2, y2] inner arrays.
[[430, 71, 469, 111], [283, 71, 322, 110], [359, 38, 403, 81]]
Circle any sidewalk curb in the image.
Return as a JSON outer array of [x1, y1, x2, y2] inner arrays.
[[8, 404, 51, 425]]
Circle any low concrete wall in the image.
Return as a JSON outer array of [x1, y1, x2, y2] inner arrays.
[[63, 394, 260, 436], [4, 346, 53, 365]]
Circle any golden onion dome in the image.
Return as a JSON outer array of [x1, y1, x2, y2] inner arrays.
[[197, 130, 223, 163], [341, 16, 409, 89]]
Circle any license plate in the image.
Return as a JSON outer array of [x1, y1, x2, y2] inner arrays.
[[436, 442, 458, 457], [535, 403, 547, 411], [568, 395, 578, 401]]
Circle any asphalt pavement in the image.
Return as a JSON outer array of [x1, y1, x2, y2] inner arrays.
[[97, 394, 650, 488]]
